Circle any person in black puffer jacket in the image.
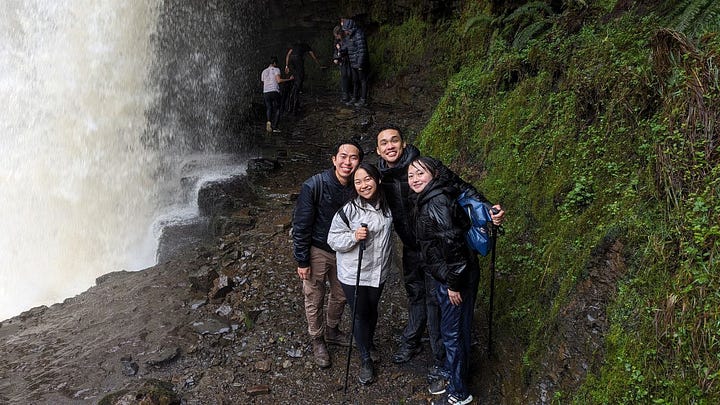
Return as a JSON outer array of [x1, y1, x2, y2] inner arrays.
[[407, 156, 480, 405], [340, 18, 369, 107]]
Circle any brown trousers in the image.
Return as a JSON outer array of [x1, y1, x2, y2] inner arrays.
[[303, 246, 347, 339]]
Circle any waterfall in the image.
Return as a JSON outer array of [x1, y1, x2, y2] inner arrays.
[[0, 0, 262, 321]]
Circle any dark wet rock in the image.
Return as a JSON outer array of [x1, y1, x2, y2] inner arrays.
[[188, 265, 218, 293], [208, 274, 234, 299], [145, 346, 180, 368], [156, 218, 212, 263], [121, 357, 139, 376], [208, 212, 257, 237], [197, 175, 257, 217], [98, 379, 180, 405]]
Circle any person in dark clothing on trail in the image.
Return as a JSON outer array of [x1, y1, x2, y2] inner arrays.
[[340, 18, 369, 107], [375, 125, 505, 383], [284, 42, 321, 113], [333, 25, 353, 103], [292, 139, 364, 369]]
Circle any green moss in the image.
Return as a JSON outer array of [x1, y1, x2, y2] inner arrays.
[[360, 0, 719, 401]]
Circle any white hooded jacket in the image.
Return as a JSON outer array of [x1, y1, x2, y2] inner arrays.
[[327, 197, 393, 287]]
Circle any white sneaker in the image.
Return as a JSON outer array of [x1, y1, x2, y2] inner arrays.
[[266, 121, 272, 132], [447, 393, 473, 405]]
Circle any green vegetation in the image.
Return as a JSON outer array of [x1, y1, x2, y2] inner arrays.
[[371, 0, 720, 402]]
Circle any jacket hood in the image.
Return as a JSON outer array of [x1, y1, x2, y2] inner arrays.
[[341, 18, 356, 31]]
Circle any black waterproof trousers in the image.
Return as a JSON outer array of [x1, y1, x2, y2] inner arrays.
[[401, 246, 444, 365], [341, 282, 385, 361]]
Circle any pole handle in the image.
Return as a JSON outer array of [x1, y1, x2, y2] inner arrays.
[[359, 223, 368, 250]]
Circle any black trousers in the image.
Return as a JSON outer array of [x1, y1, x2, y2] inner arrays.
[[341, 281, 385, 361], [401, 246, 444, 365], [262, 91, 281, 128], [350, 67, 368, 101], [339, 63, 352, 99]]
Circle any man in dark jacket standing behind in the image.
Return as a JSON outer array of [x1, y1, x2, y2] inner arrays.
[[341, 18, 369, 107], [376, 126, 440, 368], [293, 140, 363, 368]]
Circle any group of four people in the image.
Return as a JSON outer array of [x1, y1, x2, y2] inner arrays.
[[292, 126, 505, 405]]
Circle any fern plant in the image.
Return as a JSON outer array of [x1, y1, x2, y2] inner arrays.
[[663, 0, 720, 39], [502, 1, 555, 49]]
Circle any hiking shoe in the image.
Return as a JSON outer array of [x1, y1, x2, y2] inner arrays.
[[392, 343, 422, 363], [312, 337, 330, 368], [358, 358, 375, 385], [428, 378, 448, 395], [428, 365, 450, 381], [325, 326, 351, 347], [345, 98, 357, 106], [354, 98, 367, 107], [446, 393, 473, 405], [265, 121, 272, 132]]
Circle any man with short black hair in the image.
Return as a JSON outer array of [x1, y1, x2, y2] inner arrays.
[[293, 140, 364, 368]]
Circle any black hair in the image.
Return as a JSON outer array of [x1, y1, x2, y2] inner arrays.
[[350, 162, 390, 216], [408, 156, 440, 178], [270, 56, 278, 65], [376, 124, 404, 142], [332, 139, 365, 161]]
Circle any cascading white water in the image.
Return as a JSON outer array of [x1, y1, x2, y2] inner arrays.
[[0, 1, 164, 321], [0, 0, 262, 321]]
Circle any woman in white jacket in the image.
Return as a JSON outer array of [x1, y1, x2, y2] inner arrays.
[[327, 162, 393, 385]]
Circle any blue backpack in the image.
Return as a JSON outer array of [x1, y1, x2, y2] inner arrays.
[[457, 191, 495, 256]]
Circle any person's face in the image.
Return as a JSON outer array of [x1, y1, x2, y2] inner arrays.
[[376, 129, 406, 167], [353, 168, 377, 200], [407, 161, 433, 193], [332, 144, 361, 184]]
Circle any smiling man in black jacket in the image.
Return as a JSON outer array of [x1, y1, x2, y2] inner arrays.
[[292, 139, 363, 368]]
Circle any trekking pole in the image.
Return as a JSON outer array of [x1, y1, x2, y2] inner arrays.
[[344, 223, 367, 395], [487, 221, 498, 357], [486, 204, 505, 358]]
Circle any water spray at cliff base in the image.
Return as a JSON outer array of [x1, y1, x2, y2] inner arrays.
[[0, 2, 256, 321]]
